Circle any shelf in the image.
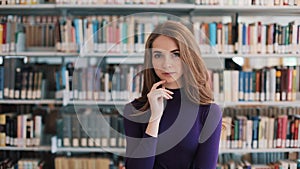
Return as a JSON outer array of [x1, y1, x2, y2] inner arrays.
[[218, 101, 300, 107], [0, 52, 144, 58], [53, 147, 300, 154], [56, 3, 194, 9], [0, 3, 195, 15], [80, 52, 143, 57], [0, 4, 56, 9], [194, 5, 300, 15], [203, 53, 300, 58], [55, 147, 126, 154], [70, 100, 129, 106], [1, 4, 300, 15], [0, 146, 51, 151], [219, 148, 300, 154], [0, 52, 79, 57], [1, 146, 298, 154], [69, 100, 300, 106], [0, 4, 59, 15], [0, 99, 62, 104], [2, 52, 300, 59], [1, 99, 299, 106]]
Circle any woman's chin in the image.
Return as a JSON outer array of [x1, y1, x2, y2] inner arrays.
[[163, 80, 181, 88], [163, 79, 174, 84]]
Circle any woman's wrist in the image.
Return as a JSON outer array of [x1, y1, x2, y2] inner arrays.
[[145, 118, 160, 138]]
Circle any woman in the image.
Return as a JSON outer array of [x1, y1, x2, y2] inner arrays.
[[123, 20, 222, 169]]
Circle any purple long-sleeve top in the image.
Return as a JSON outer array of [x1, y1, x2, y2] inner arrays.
[[123, 88, 222, 169]]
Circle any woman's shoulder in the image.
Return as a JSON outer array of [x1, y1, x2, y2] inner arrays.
[[198, 103, 222, 123], [199, 103, 222, 112], [123, 99, 150, 124]]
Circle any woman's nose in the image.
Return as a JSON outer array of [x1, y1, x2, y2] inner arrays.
[[161, 55, 173, 68]]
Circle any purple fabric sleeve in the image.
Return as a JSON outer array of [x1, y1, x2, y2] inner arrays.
[[123, 104, 158, 169], [193, 104, 222, 169]]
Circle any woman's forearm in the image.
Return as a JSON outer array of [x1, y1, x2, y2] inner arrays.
[[145, 118, 161, 138]]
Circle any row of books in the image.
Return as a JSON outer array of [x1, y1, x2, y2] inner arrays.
[[196, 0, 300, 6], [0, 58, 61, 100], [0, 0, 53, 5], [3, 57, 300, 103], [0, 158, 45, 169], [0, 113, 43, 147], [218, 152, 289, 166], [0, 0, 168, 5], [1, 0, 300, 5], [55, 0, 168, 4], [4, 57, 300, 103], [220, 106, 300, 149], [58, 64, 144, 101], [2, 15, 300, 55], [0, 15, 56, 53], [57, 107, 126, 148], [55, 157, 124, 169], [210, 66, 300, 102], [217, 159, 300, 169], [0, 15, 167, 54], [54, 15, 159, 54], [0, 57, 143, 101], [194, 21, 300, 54]]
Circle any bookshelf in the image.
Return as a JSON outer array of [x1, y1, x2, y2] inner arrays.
[[193, 5, 300, 15], [219, 148, 300, 154], [1, 4, 300, 14], [51, 147, 300, 154], [2, 52, 300, 58], [69, 100, 128, 105], [0, 99, 62, 104], [218, 101, 300, 107], [60, 100, 300, 106], [0, 4, 195, 16], [0, 2, 300, 169], [0, 146, 51, 151], [53, 147, 126, 154]]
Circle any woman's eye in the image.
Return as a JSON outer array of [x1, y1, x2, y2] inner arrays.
[[153, 53, 162, 58], [172, 52, 180, 57]]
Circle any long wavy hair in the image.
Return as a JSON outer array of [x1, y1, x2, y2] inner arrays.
[[135, 20, 213, 112]]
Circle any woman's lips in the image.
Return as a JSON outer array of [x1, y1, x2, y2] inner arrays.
[[162, 72, 175, 76]]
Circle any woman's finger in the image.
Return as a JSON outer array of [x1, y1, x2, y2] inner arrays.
[[152, 90, 173, 99], [151, 80, 166, 91], [163, 93, 173, 99], [158, 88, 174, 95]]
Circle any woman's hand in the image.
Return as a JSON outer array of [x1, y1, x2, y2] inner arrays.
[[145, 80, 173, 137], [147, 80, 174, 123]]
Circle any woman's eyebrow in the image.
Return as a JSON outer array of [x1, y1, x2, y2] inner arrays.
[[152, 49, 179, 53], [170, 49, 180, 53], [152, 51, 162, 53]]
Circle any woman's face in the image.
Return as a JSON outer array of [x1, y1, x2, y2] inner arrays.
[[151, 35, 183, 89]]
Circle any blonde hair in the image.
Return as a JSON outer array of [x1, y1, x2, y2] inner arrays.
[[136, 20, 213, 112]]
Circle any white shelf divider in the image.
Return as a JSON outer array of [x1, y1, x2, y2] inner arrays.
[[70, 100, 129, 106], [54, 147, 300, 154], [55, 147, 126, 154], [2, 52, 300, 58], [0, 146, 51, 151], [0, 99, 62, 104], [68, 100, 300, 107], [217, 101, 300, 107], [219, 148, 300, 154], [0, 4, 298, 12]]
